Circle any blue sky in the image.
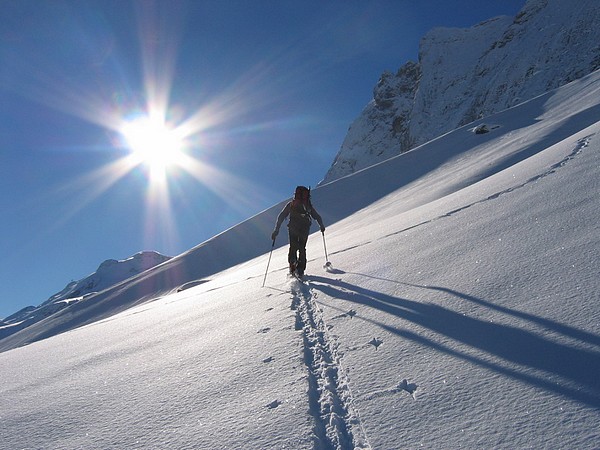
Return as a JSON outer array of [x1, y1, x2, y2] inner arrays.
[[0, 0, 525, 319]]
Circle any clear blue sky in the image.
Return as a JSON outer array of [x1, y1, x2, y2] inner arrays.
[[0, 0, 525, 319]]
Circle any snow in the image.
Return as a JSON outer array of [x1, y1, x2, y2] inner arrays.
[[323, 0, 600, 184], [1, 69, 600, 448]]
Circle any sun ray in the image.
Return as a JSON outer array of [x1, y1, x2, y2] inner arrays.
[[173, 152, 274, 216], [142, 170, 179, 253], [6, 2, 295, 256], [22, 153, 140, 241], [133, 1, 184, 120]]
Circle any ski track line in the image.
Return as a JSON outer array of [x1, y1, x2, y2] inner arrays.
[[290, 279, 371, 450], [382, 133, 595, 241], [325, 134, 594, 261]]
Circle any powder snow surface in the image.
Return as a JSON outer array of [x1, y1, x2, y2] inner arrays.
[[1, 72, 599, 449]]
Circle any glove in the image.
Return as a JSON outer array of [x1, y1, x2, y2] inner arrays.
[[320, 226, 326, 233], [271, 230, 278, 241]]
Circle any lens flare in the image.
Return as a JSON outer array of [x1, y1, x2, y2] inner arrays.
[[8, 2, 281, 255], [120, 113, 186, 181]]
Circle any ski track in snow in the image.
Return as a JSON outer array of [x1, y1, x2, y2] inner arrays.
[[385, 134, 594, 239], [326, 133, 594, 260], [290, 278, 370, 450]]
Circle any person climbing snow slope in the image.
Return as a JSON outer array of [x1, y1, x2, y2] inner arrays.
[[271, 186, 325, 278]]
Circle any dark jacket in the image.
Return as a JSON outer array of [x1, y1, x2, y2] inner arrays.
[[274, 199, 324, 236]]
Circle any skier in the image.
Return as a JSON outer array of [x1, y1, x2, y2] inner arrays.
[[271, 186, 325, 278]]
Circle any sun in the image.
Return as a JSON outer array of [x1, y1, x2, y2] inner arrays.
[[121, 114, 186, 180]]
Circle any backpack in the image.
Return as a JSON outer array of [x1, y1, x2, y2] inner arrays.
[[289, 186, 312, 231]]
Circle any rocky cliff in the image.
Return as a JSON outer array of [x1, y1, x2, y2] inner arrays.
[[322, 0, 600, 183]]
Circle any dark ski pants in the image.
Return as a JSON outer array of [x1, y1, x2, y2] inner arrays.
[[288, 230, 309, 272]]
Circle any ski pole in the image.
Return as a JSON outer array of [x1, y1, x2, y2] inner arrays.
[[322, 231, 332, 267], [262, 239, 275, 287]]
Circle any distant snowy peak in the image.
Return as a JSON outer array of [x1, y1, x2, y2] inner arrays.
[[322, 0, 600, 183], [43, 251, 172, 306], [2, 251, 171, 329]]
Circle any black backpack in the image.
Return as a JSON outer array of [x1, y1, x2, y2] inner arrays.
[[290, 186, 312, 230]]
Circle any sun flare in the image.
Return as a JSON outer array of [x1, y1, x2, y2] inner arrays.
[[121, 115, 186, 178]]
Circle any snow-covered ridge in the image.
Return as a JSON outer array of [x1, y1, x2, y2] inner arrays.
[[0, 251, 171, 339], [322, 0, 600, 183], [43, 250, 172, 305]]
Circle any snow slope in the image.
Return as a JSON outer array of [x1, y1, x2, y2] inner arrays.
[[1, 71, 599, 448]]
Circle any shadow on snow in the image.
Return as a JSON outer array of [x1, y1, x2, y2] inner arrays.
[[307, 273, 600, 408]]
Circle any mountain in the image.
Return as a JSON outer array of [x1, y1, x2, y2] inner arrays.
[[0, 251, 170, 340], [2, 0, 600, 445], [322, 0, 600, 183], [1, 69, 599, 448], [41, 250, 172, 306]]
